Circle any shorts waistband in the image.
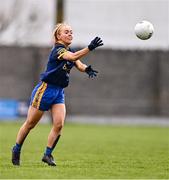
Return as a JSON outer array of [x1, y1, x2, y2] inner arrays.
[[41, 81, 63, 89]]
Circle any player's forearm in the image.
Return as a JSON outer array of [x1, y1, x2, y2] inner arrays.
[[78, 63, 87, 72], [62, 47, 90, 61], [62, 37, 103, 62], [75, 60, 87, 72], [71, 47, 90, 61]]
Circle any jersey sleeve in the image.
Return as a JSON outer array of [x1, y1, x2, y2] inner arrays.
[[57, 47, 68, 60], [52, 46, 68, 60]]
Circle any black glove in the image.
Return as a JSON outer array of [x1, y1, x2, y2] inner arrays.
[[85, 65, 98, 78], [88, 37, 103, 51]]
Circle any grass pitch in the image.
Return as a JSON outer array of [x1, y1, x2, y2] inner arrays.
[[0, 121, 168, 179]]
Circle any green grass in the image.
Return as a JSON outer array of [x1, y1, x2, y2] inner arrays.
[[0, 121, 169, 179]]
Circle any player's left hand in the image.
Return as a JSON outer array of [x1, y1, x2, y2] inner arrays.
[[88, 37, 103, 51], [85, 65, 98, 78]]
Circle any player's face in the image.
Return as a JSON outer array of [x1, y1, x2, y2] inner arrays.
[[58, 25, 73, 46]]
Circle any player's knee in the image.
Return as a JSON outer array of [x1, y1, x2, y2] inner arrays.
[[53, 121, 64, 132], [25, 121, 36, 130]]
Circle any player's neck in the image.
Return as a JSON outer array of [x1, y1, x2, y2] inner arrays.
[[57, 41, 69, 48]]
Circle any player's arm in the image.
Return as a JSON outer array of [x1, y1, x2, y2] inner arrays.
[[75, 60, 99, 78], [75, 60, 87, 72], [61, 37, 103, 61], [62, 48, 89, 62]]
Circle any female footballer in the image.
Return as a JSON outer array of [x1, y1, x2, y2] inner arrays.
[[12, 23, 103, 166]]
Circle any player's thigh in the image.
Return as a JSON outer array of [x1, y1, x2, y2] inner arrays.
[[51, 104, 66, 125]]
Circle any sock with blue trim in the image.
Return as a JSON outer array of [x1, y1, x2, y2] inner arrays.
[[45, 147, 53, 156], [13, 143, 22, 153]]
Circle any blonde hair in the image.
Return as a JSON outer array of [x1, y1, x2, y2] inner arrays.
[[53, 23, 68, 43]]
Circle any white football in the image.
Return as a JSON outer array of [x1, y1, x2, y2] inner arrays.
[[134, 20, 154, 40]]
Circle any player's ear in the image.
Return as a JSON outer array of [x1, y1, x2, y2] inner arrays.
[[57, 33, 61, 40]]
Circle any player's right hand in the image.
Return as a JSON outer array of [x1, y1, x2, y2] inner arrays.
[[85, 65, 98, 78], [88, 37, 103, 51]]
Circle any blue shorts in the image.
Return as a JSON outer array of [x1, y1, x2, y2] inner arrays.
[[30, 81, 65, 111]]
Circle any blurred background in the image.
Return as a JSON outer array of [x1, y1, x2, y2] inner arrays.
[[0, 0, 169, 124]]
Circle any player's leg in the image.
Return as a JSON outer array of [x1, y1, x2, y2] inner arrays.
[[42, 103, 66, 166], [12, 106, 44, 165]]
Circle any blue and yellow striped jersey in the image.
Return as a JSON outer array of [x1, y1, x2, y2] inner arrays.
[[40, 43, 75, 88]]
